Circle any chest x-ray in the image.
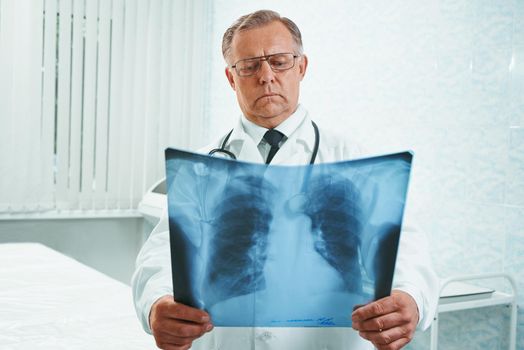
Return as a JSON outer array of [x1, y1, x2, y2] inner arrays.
[[165, 148, 412, 327]]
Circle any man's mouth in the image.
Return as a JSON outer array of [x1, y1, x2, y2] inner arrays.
[[258, 93, 280, 100]]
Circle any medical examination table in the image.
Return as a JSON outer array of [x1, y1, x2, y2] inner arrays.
[[0, 243, 156, 349]]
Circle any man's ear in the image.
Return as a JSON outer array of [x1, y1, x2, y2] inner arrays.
[[225, 67, 236, 90], [298, 54, 308, 81]]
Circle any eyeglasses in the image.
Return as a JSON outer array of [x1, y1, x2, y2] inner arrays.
[[231, 53, 300, 77]]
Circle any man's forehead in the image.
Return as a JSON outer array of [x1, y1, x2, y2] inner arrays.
[[230, 21, 296, 59]]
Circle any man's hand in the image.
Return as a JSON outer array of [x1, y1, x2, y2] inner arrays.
[[351, 290, 419, 350], [150, 295, 214, 350]]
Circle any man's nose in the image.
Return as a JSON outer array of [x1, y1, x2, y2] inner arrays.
[[257, 59, 275, 84]]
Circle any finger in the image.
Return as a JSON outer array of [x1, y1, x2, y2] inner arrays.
[[155, 318, 213, 339], [359, 323, 412, 345], [157, 331, 201, 345], [374, 336, 411, 350], [168, 301, 211, 324], [353, 311, 404, 331], [155, 332, 193, 350], [154, 328, 200, 349], [352, 296, 398, 323], [156, 333, 194, 346], [352, 303, 365, 312]]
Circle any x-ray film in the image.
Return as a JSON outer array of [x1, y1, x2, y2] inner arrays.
[[165, 148, 413, 328]]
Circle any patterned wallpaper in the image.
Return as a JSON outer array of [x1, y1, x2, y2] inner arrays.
[[206, 1, 524, 349]]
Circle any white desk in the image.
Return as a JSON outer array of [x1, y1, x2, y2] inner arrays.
[[430, 273, 517, 350], [0, 243, 156, 349]]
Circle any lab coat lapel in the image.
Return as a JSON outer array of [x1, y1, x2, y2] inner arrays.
[[237, 138, 265, 163], [232, 122, 265, 164]]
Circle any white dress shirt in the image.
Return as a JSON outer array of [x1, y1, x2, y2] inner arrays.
[[132, 104, 439, 350], [240, 105, 305, 162]]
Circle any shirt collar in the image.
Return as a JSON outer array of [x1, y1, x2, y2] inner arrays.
[[240, 115, 268, 146], [240, 104, 307, 145]]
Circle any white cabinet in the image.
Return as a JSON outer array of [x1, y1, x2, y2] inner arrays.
[[430, 273, 518, 350]]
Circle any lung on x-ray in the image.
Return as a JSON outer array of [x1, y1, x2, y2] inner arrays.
[[165, 148, 413, 327]]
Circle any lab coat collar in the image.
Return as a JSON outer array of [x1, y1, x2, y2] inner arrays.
[[225, 105, 316, 164], [269, 108, 315, 165], [292, 106, 316, 154], [226, 119, 265, 163], [272, 104, 307, 141]]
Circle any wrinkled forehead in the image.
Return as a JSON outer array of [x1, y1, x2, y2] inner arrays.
[[229, 21, 298, 63]]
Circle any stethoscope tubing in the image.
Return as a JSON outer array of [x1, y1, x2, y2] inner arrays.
[[208, 121, 320, 165]]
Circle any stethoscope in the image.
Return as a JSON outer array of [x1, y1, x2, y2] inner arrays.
[[208, 121, 320, 165]]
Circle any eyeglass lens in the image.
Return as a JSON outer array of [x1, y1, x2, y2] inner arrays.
[[236, 53, 296, 76]]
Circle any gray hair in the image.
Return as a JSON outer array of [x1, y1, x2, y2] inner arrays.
[[222, 10, 303, 63]]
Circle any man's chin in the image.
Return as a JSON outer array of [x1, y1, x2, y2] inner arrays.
[[253, 102, 288, 118], [247, 109, 292, 128], [257, 109, 288, 121]]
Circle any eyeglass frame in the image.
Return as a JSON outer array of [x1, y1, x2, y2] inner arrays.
[[230, 52, 301, 77]]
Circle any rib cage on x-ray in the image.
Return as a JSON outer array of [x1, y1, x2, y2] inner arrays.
[[204, 172, 363, 306], [205, 175, 273, 308], [303, 175, 363, 294]]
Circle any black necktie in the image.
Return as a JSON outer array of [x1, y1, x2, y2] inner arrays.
[[263, 129, 285, 164]]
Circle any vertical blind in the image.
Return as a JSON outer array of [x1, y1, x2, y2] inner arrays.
[[0, 0, 212, 217]]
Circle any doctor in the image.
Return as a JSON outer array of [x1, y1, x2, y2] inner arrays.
[[132, 9, 438, 350]]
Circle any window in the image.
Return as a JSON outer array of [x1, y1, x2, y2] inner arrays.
[[0, 0, 212, 217]]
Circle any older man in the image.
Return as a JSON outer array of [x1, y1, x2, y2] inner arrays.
[[132, 9, 438, 350]]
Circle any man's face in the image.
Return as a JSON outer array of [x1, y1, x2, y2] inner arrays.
[[225, 21, 308, 129]]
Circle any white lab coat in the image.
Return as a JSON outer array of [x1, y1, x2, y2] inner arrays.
[[132, 106, 439, 350]]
